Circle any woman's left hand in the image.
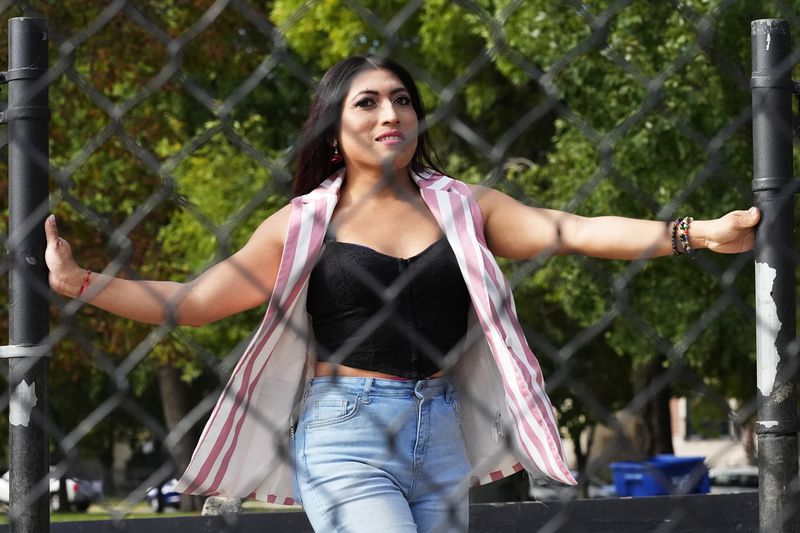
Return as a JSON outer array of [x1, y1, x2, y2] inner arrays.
[[695, 207, 760, 254]]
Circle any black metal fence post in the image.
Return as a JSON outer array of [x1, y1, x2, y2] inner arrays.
[[2, 16, 51, 533], [751, 18, 799, 533]]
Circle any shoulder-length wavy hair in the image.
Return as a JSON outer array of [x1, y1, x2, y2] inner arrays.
[[293, 55, 444, 197]]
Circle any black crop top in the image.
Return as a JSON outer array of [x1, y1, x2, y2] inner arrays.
[[306, 238, 471, 379]]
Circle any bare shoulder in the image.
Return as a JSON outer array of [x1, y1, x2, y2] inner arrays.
[[464, 184, 567, 259], [250, 203, 292, 244], [466, 184, 513, 217], [237, 203, 293, 260]]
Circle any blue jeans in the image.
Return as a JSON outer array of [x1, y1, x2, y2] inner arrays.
[[292, 375, 471, 533]]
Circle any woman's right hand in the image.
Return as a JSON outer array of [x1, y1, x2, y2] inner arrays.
[[44, 215, 84, 298], [41, 205, 288, 324]]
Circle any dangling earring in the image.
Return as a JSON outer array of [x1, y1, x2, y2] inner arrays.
[[331, 139, 343, 164]]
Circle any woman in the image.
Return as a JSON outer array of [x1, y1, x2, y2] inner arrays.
[[45, 56, 759, 532]]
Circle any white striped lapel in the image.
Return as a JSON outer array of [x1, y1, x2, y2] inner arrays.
[[414, 168, 574, 485]]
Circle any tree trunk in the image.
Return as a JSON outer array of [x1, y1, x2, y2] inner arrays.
[[742, 418, 757, 465], [569, 424, 596, 498], [570, 426, 586, 473], [631, 354, 674, 457], [56, 477, 71, 513], [157, 364, 202, 512]]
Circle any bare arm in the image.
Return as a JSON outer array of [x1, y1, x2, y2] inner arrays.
[[44, 206, 291, 326], [472, 186, 760, 260]]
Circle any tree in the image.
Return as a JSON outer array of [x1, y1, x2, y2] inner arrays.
[[2, 0, 798, 509], [274, 0, 800, 467], [1, 0, 300, 508]]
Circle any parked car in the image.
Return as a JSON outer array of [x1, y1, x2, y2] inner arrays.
[[709, 465, 758, 494], [0, 470, 103, 512], [145, 478, 181, 512], [530, 471, 616, 501]]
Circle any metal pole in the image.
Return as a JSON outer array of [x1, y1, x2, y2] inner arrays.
[[751, 19, 798, 533], [4, 17, 50, 533]]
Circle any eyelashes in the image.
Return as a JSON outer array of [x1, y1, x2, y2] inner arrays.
[[354, 95, 412, 108]]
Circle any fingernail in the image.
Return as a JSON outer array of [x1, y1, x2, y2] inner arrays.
[[749, 207, 758, 215], [48, 214, 56, 225]]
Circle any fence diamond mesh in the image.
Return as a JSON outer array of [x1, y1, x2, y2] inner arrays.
[[1, 0, 799, 532]]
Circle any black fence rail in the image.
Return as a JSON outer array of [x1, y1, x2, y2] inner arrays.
[[0, 493, 764, 533], [0, 1, 799, 532], [751, 18, 799, 533]]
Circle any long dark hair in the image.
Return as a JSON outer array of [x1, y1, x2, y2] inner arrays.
[[293, 55, 444, 196]]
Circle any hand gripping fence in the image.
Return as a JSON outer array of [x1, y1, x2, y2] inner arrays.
[[0, 3, 799, 533]]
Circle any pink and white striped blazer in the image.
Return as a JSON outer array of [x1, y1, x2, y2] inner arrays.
[[175, 168, 575, 504]]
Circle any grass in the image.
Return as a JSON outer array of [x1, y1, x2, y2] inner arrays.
[[0, 499, 301, 524]]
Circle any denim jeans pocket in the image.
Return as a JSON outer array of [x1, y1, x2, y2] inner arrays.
[[305, 394, 362, 430]]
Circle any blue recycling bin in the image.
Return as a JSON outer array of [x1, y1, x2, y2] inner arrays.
[[610, 455, 710, 497]]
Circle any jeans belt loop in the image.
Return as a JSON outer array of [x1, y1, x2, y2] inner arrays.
[[362, 377, 373, 403]]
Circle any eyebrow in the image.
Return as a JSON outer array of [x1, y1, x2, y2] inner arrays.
[[350, 87, 409, 101]]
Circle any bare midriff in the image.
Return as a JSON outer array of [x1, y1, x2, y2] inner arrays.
[[314, 361, 446, 381]]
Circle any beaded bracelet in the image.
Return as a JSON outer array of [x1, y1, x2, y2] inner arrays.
[[670, 218, 682, 256], [670, 216, 695, 257], [77, 269, 92, 298], [678, 216, 694, 256]]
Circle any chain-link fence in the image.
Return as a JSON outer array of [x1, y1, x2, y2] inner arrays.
[[1, 1, 799, 532]]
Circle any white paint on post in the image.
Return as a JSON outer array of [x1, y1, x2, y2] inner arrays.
[[757, 420, 779, 428], [10, 380, 37, 427], [755, 261, 780, 396]]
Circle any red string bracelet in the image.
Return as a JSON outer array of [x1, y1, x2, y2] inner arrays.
[[77, 270, 91, 298]]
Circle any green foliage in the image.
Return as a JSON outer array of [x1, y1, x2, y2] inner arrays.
[[2, 0, 799, 477], [686, 395, 730, 439], [151, 118, 284, 274], [144, 117, 285, 379]]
